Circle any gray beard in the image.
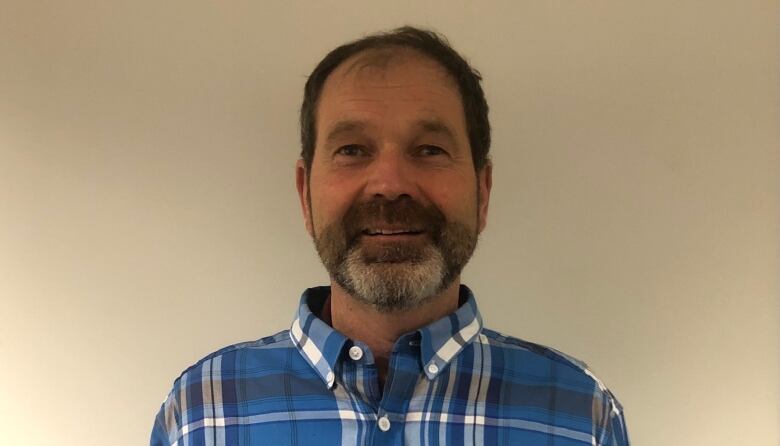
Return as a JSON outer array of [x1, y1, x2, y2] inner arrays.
[[315, 220, 477, 313], [337, 242, 446, 312]]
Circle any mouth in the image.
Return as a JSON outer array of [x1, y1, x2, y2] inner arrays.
[[362, 228, 425, 236], [359, 228, 427, 243]]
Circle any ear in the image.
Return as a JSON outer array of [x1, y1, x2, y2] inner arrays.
[[296, 159, 314, 236], [477, 161, 492, 234]]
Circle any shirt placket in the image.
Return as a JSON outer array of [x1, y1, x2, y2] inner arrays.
[[336, 333, 424, 445], [368, 333, 423, 446]]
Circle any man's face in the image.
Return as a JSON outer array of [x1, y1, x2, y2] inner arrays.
[[296, 49, 491, 312]]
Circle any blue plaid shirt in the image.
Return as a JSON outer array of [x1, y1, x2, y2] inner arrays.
[[152, 286, 629, 445]]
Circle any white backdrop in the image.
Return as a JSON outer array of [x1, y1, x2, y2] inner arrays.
[[1, 1, 777, 445]]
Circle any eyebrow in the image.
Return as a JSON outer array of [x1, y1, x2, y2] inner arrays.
[[324, 120, 369, 145], [323, 118, 458, 145], [414, 119, 457, 143]]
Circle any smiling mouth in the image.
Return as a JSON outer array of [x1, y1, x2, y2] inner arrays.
[[362, 228, 425, 236]]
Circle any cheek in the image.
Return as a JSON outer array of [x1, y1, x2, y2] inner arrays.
[[421, 174, 479, 222], [310, 175, 362, 228]]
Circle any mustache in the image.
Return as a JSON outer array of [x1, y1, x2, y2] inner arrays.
[[341, 197, 446, 245]]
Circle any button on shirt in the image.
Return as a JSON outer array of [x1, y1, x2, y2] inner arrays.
[[151, 286, 629, 445]]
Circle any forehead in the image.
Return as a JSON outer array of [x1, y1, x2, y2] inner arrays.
[[316, 48, 466, 135], [333, 47, 454, 83]]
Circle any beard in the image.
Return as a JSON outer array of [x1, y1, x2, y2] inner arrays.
[[312, 196, 478, 313]]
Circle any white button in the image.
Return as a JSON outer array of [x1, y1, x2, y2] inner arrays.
[[427, 364, 439, 374], [326, 371, 334, 384], [348, 346, 363, 361], [377, 416, 391, 432]]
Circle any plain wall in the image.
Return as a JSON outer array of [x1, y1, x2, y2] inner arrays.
[[1, 1, 777, 445]]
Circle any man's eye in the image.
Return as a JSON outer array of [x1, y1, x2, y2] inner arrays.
[[336, 145, 367, 157], [418, 145, 446, 156]]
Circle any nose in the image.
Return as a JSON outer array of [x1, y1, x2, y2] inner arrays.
[[364, 149, 416, 201]]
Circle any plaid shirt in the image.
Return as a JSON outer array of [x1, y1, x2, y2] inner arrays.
[[151, 286, 629, 445]]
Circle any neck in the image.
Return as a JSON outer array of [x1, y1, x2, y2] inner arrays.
[[328, 280, 461, 387]]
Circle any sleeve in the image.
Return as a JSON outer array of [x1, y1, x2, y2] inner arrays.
[[150, 410, 171, 446], [597, 389, 630, 446], [150, 388, 180, 446]]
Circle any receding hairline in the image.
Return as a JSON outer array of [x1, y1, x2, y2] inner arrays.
[[327, 46, 460, 91]]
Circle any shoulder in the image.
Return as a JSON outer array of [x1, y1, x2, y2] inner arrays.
[[479, 327, 621, 405], [168, 329, 294, 388], [480, 327, 589, 369], [477, 328, 629, 442], [152, 330, 296, 444]]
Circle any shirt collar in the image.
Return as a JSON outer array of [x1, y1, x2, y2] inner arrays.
[[289, 286, 346, 389], [289, 285, 483, 388], [418, 285, 483, 379]]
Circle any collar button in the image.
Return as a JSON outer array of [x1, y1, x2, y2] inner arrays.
[[348, 345, 363, 361]]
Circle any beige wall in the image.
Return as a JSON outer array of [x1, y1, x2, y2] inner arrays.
[[1, 1, 777, 445]]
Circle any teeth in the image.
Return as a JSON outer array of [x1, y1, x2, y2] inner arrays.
[[368, 229, 417, 235]]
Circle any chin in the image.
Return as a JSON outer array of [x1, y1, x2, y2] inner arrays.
[[338, 250, 447, 313]]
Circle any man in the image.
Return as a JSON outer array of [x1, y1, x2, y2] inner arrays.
[[151, 26, 629, 445]]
